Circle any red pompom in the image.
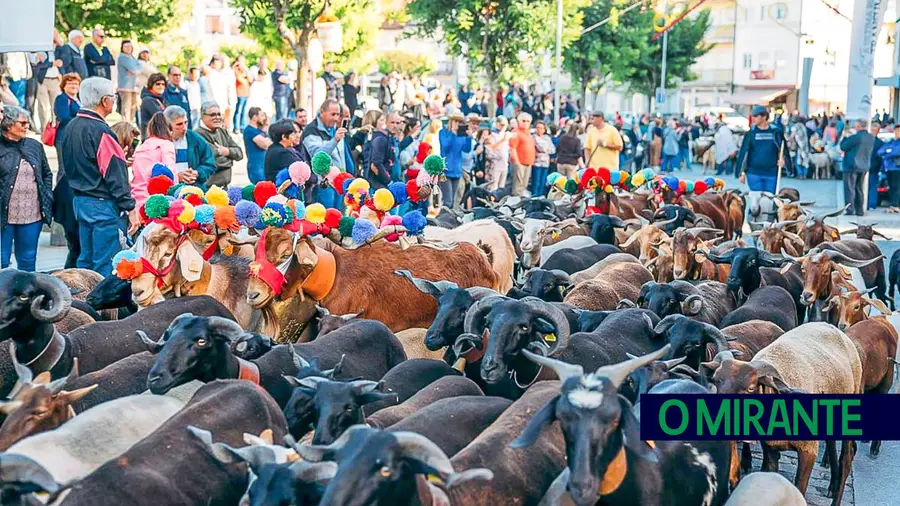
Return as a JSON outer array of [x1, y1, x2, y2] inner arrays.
[[333, 173, 354, 195], [579, 168, 597, 190], [184, 193, 203, 207], [694, 180, 708, 195], [596, 168, 611, 186], [139, 205, 150, 224], [406, 167, 420, 181], [406, 180, 420, 203], [678, 180, 687, 193], [325, 208, 343, 229], [147, 175, 174, 196], [254, 181, 278, 207]]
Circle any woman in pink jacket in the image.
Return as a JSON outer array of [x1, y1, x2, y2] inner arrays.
[[131, 112, 176, 207]]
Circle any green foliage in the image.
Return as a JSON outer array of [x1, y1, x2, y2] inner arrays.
[[56, 0, 179, 41], [377, 50, 437, 77], [406, 0, 588, 87], [326, 0, 382, 74], [219, 42, 287, 66], [627, 9, 714, 97], [145, 31, 201, 73]]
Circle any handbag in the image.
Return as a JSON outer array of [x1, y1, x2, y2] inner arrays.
[[41, 122, 57, 147]]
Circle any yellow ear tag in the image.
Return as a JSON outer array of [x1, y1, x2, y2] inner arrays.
[[544, 333, 557, 343], [551, 231, 560, 240], [831, 230, 839, 239]]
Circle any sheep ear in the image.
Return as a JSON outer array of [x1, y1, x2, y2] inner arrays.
[[177, 241, 204, 282], [619, 395, 658, 462], [360, 391, 399, 406], [510, 396, 558, 449]]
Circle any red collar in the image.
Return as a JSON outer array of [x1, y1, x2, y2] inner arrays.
[[202, 236, 218, 261], [141, 235, 188, 288], [237, 358, 261, 384]]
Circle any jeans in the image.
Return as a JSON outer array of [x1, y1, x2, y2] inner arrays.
[[868, 170, 880, 210], [842, 171, 866, 216], [679, 146, 690, 169], [439, 177, 461, 208], [531, 165, 549, 196], [1, 221, 43, 271], [662, 153, 677, 173], [73, 196, 126, 277], [746, 173, 778, 193], [795, 154, 808, 179], [274, 96, 289, 121], [233, 96, 249, 131], [715, 159, 733, 176], [314, 186, 340, 209]]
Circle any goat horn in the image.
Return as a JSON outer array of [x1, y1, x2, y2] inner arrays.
[[519, 298, 570, 354], [0, 454, 59, 494], [462, 295, 508, 334], [662, 356, 688, 370], [294, 424, 370, 462], [291, 460, 339, 482], [592, 344, 672, 388], [47, 358, 79, 395], [651, 216, 678, 229], [288, 344, 310, 371], [206, 316, 248, 341], [8, 341, 33, 393], [520, 349, 584, 383], [822, 250, 884, 268], [773, 219, 801, 230], [814, 204, 851, 221], [686, 227, 724, 238], [30, 273, 73, 323], [392, 430, 456, 477], [297, 376, 330, 390]]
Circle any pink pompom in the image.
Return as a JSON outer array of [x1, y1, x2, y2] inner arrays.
[[289, 161, 311, 185], [416, 168, 432, 187], [167, 199, 185, 219], [326, 166, 342, 183], [267, 194, 288, 206], [381, 214, 404, 242]]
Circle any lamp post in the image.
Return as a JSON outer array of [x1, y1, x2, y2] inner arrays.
[[554, 0, 562, 123]]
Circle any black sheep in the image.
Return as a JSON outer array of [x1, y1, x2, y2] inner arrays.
[[367, 376, 485, 429], [719, 285, 797, 331], [541, 244, 621, 274], [85, 273, 137, 319]]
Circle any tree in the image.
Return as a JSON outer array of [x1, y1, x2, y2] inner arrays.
[[564, 1, 655, 104], [377, 50, 437, 76], [627, 9, 714, 99], [406, 0, 588, 98], [56, 0, 180, 41]]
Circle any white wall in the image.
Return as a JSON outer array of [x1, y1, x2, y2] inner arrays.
[[732, 0, 802, 88]]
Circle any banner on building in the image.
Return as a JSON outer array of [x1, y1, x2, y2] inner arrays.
[[0, 0, 55, 52], [846, 0, 890, 120]]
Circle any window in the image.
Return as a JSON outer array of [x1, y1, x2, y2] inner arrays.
[[775, 51, 787, 69], [743, 53, 752, 69], [205, 15, 223, 34]]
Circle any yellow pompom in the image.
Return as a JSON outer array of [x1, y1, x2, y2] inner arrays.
[[348, 178, 370, 195], [554, 177, 567, 190], [205, 185, 229, 207], [631, 173, 646, 186], [604, 184, 614, 193], [373, 188, 395, 212], [177, 201, 196, 224], [306, 203, 327, 225], [178, 185, 204, 199]]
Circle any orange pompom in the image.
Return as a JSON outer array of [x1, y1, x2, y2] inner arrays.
[[116, 259, 143, 280], [214, 205, 239, 231]]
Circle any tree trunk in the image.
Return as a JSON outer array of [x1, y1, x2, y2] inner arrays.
[[486, 70, 498, 118], [291, 44, 308, 113]]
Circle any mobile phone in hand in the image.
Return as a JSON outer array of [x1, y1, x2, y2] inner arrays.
[[341, 119, 349, 130]]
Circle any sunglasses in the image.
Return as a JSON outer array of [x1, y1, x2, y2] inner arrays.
[[204, 112, 223, 118]]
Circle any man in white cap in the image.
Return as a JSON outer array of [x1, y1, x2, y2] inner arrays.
[[55, 30, 88, 79]]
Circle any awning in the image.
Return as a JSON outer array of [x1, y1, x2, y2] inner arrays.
[[875, 75, 900, 88], [725, 88, 793, 105]]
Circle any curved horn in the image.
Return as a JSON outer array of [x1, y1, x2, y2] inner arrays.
[[651, 216, 678, 229], [0, 454, 59, 494], [814, 204, 851, 221], [206, 316, 248, 341], [395, 269, 459, 298], [391, 431, 455, 477], [520, 349, 584, 383], [519, 298, 570, 354], [293, 424, 370, 462], [698, 249, 734, 264], [291, 460, 339, 482], [462, 295, 508, 334], [592, 345, 672, 388], [30, 273, 73, 323], [773, 219, 801, 230], [47, 358, 80, 395], [703, 327, 731, 357], [686, 227, 724, 238], [822, 250, 885, 268]]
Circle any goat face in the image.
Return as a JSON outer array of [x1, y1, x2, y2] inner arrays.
[[131, 226, 201, 306], [825, 289, 888, 332], [707, 356, 792, 395], [426, 289, 475, 351], [0, 382, 94, 451], [247, 228, 303, 309], [0, 271, 73, 339], [521, 269, 571, 302], [588, 215, 625, 245], [294, 379, 396, 445], [708, 248, 788, 295], [231, 333, 273, 360], [480, 301, 556, 384], [147, 315, 243, 394], [247, 463, 325, 506], [637, 283, 682, 320], [654, 315, 727, 371], [799, 255, 835, 306], [85, 274, 133, 311]]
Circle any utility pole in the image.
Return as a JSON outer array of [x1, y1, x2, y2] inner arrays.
[[554, 0, 563, 123], [658, 0, 669, 114]]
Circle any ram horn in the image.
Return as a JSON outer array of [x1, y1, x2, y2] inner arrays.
[[592, 344, 672, 388], [686, 227, 724, 238], [821, 249, 885, 268], [293, 424, 370, 462], [0, 454, 59, 494], [520, 349, 584, 383], [392, 430, 456, 477], [462, 295, 508, 334], [206, 316, 249, 342], [702, 328, 731, 357], [30, 273, 73, 323], [519, 297, 570, 354], [813, 204, 851, 222]]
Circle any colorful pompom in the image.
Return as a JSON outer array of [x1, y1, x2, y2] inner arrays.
[[214, 205, 239, 230], [596, 168, 611, 186], [168, 182, 185, 197], [338, 216, 356, 238], [685, 181, 695, 193], [178, 185, 204, 199], [334, 173, 354, 195], [311, 152, 332, 177], [151, 164, 175, 180], [287, 199, 306, 220], [253, 181, 278, 207], [267, 194, 288, 206], [351, 219, 377, 244], [406, 180, 421, 203], [694, 180, 708, 195], [325, 208, 343, 229], [261, 203, 287, 227], [546, 172, 563, 188], [402, 210, 427, 236], [326, 166, 342, 183], [147, 175, 174, 196], [205, 185, 229, 207], [176, 201, 195, 224], [306, 203, 326, 225], [227, 185, 244, 205], [373, 188, 395, 212], [144, 195, 170, 219], [631, 172, 646, 187], [564, 179, 579, 194], [235, 200, 263, 228], [386, 182, 407, 205], [185, 193, 204, 206], [381, 214, 403, 242], [194, 204, 216, 225], [289, 161, 311, 184], [348, 178, 370, 195], [276, 168, 291, 187], [554, 177, 568, 191], [604, 184, 614, 193], [112, 250, 143, 280], [167, 199, 185, 219], [242, 184, 256, 202], [423, 155, 445, 176]]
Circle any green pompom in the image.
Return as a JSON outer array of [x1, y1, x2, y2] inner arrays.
[[338, 216, 356, 238], [168, 183, 185, 197], [145, 195, 170, 219], [564, 179, 579, 195], [283, 204, 295, 223], [312, 151, 332, 177], [242, 184, 255, 202], [423, 155, 445, 176]]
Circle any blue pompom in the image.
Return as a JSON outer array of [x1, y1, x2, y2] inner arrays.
[[388, 182, 408, 205], [194, 204, 216, 225], [282, 184, 300, 199], [704, 177, 715, 187], [351, 219, 378, 245], [151, 164, 175, 180], [261, 202, 288, 227], [112, 249, 140, 267], [235, 200, 263, 228], [402, 210, 427, 236], [275, 168, 291, 188], [227, 185, 244, 206], [342, 178, 354, 194], [292, 201, 306, 220]]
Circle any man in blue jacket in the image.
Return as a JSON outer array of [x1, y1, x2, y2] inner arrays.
[[736, 105, 792, 193], [439, 113, 473, 207], [163, 66, 192, 129], [877, 124, 900, 212], [56, 30, 88, 79], [840, 119, 876, 216], [83, 29, 115, 79]]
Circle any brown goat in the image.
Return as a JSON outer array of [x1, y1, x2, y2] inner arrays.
[[672, 227, 727, 281], [645, 241, 675, 283], [824, 281, 891, 332], [684, 193, 732, 238], [621, 223, 671, 263], [838, 222, 890, 242], [753, 220, 805, 257], [845, 317, 898, 457], [246, 230, 497, 334], [563, 262, 653, 310], [724, 190, 745, 240], [793, 243, 884, 307], [798, 205, 849, 252], [774, 198, 814, 229]]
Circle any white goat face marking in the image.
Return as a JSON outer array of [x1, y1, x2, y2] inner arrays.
[[567, 388, 604, 409], [581, 373, 604, 389], [686, 444, 718, 506]]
